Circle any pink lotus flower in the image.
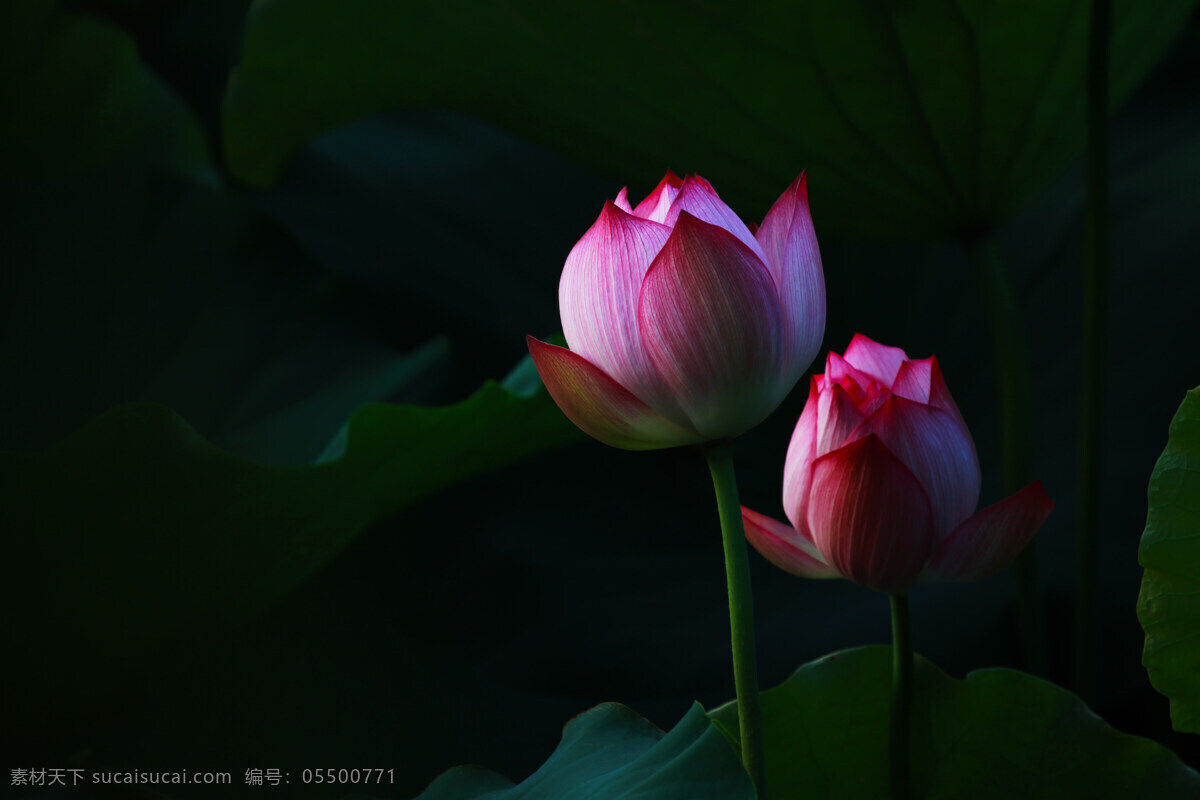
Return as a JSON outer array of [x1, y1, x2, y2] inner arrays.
[[742, 335, 1053, 594], [527, 172, 825, 450]]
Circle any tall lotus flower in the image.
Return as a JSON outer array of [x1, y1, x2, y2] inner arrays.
[[527, 171, 824, 449], [526, 171, 825, 797], [742, 334, 1053, 595]]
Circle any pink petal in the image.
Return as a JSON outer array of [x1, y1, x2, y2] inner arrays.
[[755, 174, 804, 276], [784, 358, 885, 538], [526, 336, 703, 450], [843, 334, 909, 386], [921, 481, 1054, 583], [755, 174, 826, 386], [637, 212, 783, 438], [662, 175, 768, 266], [558, 200, 688, 425], [614, 187, 633, 213], [854, 394, 981, 538], [632, 171, 684, 223], [782, 377, 820, 538], [816, 382, 868, 458], [894, 356, 974, 459], [825, 350, 877, 389], [891, 357, 932, 404], [742, 505, 840, 579], [807, 434, 935, 595]]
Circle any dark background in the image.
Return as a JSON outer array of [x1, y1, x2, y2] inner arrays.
[[2, 1, 1199, 797]]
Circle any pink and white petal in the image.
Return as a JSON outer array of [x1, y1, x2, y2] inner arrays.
[[755, 173, 803, 280], [891, 357, 932, 404], [633, 171, 684, 223], [558, 200, 688, 424], [920, 481, 1054, 583], [857, 381, 891, 418], [843, 334, 909, 386], [807, 434, 935, 595], [782, 377, 820, 537], [755, 174, 825, 386], [742, 506, 841, 579], [638, 213, 783, 439], [613, 186, 633, 213], [662, 175, 768, 266], [892, 357, 972, 450], [816, 382, 868, 458], [825, 350, 877, 390], [855, 395, 981, 538], [526, 336, 703, 450], [918, 356, 973, 455], [925, 355, 968, 422]]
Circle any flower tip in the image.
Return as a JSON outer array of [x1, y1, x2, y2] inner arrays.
[[614, 186, 633, 212], [1028, 479, 1054, 511], [526, 334, 556, 363], [672, 207, 700, 226], [843, 333, 912, 385], [848, 331, 880, 349], [792, 171, 809, 198], [597, 197, 636, 227], [665, 210, 759, 260], [682, 173, 718, 197]]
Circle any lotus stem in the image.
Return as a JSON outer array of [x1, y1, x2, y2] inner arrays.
[[703, 440, 766, 799], [890, 593, 912, 800]]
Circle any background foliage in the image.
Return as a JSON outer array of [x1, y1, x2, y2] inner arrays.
[[3, 0, 1199, 797]]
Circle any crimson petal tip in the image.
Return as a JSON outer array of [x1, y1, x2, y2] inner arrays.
[[526, 337, 701, 451], [742, 505, 840, 579]]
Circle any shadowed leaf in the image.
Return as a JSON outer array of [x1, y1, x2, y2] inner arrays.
[[222, 0, 1196, 239], [416, 703, 753, 800], [1139, 387, 1200, 733], [712, 646, 1200, 798]]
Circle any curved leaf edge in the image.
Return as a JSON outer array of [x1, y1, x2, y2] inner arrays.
[[709, 645, 1200, 792], [414, 702, 752, 800], [1138, 385, 1200, 733]]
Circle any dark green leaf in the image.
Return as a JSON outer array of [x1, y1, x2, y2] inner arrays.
[[1, 372, 581, 698], [0, 178, 462, 460], [255, 112, 613, 370], [217, 336, 453, 464], [222, 0, 1195, 239], [711, 646, 1200, 798], [416, 703, 753, 800], [1, 0, 210, 179], [1139, 387, 1200, 734]]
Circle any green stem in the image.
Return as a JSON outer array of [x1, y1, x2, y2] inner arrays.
[[703, 440, 766, 799], [890, 594, 912, 800], [972, 238, 1046, 675], [1075, 0, 1110, 698]]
